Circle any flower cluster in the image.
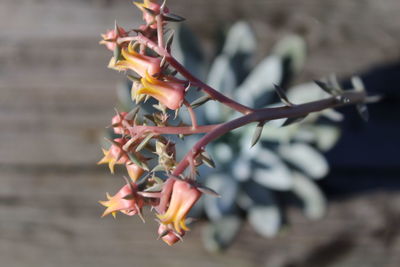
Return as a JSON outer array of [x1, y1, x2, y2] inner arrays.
[[97, 0, 369, 247], [98, 0, 211, 246], [97, 106, 205, 245]]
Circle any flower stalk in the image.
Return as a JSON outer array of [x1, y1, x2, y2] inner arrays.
[[98, 0, 370, 246]]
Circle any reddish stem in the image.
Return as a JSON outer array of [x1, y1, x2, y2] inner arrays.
[[172, 91, 366, 177], [127, 124, 221, 136], [118, 35, 254, 114], [183, 100, 198, 129]]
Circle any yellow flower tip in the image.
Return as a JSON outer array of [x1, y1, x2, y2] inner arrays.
[[126, 163, 144, 182], [174, 220, 182, 234], [156, 213, 168, 222], [98, 199, 107, 206], [180, 219, 190, 232], [99, 206, 111, 218], [108, 160, 116, 174], [133, 1, 145, 10], [97, 149, 110, 165], [136, 86, 156, 97], [100, 198, 119, 218]]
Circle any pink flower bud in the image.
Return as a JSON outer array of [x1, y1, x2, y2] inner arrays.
[[157, 224, 184, 246], [100, 27, 127, 51], [111, 112, 133, 135]]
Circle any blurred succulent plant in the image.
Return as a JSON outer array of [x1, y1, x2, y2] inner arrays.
[[111, 22, 345, 251], [171, 22, 345, 252]]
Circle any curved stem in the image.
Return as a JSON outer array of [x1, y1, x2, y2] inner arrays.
[[172, 91, 366, 177], [183, 100, 198, 129], [118, 35, 254, 114]]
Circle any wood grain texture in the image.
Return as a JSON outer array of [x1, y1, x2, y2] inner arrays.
[[1, 0, 400, 266]]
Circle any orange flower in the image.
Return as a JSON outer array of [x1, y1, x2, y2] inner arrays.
[[99, 183, 144, 218], [113, 45, 161, 77], [97, 138, 128, 173], [136, 71, 185, 110], [157, 179, 202, 234], [97, 138, 144, 182]]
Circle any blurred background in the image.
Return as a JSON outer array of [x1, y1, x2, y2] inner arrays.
[[1, 0, 400, 266]]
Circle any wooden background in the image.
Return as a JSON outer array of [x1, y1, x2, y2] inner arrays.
[[1, 0, 400, 266]]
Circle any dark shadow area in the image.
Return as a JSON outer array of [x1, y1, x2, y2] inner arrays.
[[321, 61, 400, 197]]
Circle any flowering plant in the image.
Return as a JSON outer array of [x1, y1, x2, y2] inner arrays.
[[98, 0, 371, 246]]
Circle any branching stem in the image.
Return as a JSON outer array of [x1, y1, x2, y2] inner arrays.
[[172, 91, 366, 177]]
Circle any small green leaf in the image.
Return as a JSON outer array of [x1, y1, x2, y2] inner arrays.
[[281, 115, 307, 127], [201, 152, 216, 168], [125, 106, 140, 120], [314, 80, 342, 96], [165, 31, 174, 50], [113, 45, 122, 61], [128, 153, 149, 171], [151, 164, 165, 172], [197, 185, 220, 197], [163, 13, 186, 22], [127, 74, 141, 82], [250, 122, 265, 147], [191, 95, 211, 109], [135, 133, 155, 152], [144, 183, 163, 192], [273, 84, 293, 106]]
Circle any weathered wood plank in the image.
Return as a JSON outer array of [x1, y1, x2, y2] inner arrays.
[[1, 169, 400, 267]]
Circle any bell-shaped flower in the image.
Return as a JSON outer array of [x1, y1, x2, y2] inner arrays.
[[113, 45, 161, 77], [99, 183, 144, 218], [157, 179, 202, 233], [136, 71, 185, 110], [97, 138, 144, 182], [97, 138, 129, 174]]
